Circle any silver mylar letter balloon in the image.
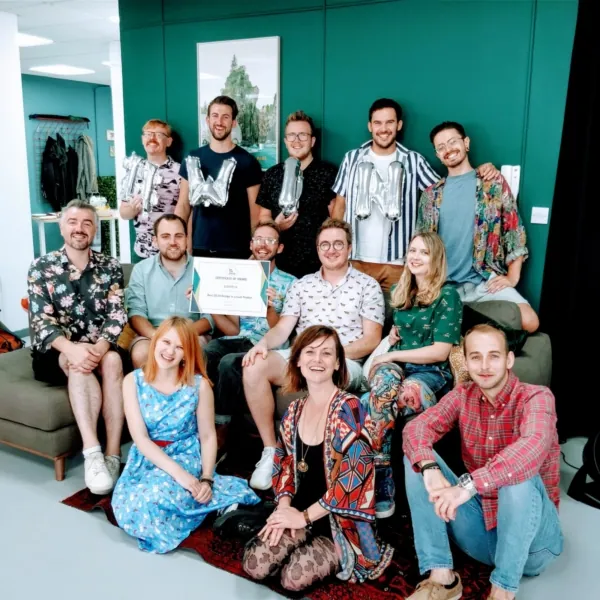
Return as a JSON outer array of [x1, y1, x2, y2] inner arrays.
[[278, 157, 303, 216], [138, 161, 163, 213], [121, 152, 143, 200], [355, 161, 375, 220], [384, 161, 404, 221], [187, 156, 237, 208]]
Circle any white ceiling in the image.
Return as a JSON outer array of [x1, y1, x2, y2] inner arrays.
[[1, 0, 120, 85]]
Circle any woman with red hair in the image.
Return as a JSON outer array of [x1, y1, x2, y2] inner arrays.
[[112, 316, 259, 553]]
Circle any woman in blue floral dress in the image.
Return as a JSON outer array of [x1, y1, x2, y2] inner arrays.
[[112, 316, 260, 553]]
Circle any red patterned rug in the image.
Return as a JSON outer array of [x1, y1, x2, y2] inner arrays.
[[62, 486, 492, 599]]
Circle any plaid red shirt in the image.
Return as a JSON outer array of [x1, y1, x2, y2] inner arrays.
[[403, 371, 560, 530]]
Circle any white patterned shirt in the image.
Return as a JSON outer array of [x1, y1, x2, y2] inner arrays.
[[282, 265, 384, 346]]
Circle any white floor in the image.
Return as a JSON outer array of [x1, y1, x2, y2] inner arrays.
[[0, 438, 598, 600]]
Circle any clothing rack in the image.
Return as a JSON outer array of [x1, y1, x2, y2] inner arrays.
[[30, 115, 90, 201]]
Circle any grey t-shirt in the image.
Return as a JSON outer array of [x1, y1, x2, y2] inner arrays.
[[438, 170, 482, 284]]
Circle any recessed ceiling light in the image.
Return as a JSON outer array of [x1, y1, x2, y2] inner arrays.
[[18, 33, 54, 47], [109, 15, 120, 23], [30, 65, 95, 76], [102, 61, 111, 67]]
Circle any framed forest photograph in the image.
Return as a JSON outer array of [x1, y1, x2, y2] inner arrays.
[[197, 36, 280, 170]]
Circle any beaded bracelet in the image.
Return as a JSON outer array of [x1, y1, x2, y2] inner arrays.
[[200, 477, 214, 488]]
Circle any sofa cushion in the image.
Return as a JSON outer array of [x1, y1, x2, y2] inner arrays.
[[463, 302, 528, 354], [0, 348, 75, 432]]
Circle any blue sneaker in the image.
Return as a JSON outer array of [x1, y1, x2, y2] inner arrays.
[[375, 466, 396, 518]]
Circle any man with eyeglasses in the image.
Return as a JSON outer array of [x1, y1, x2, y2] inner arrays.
[[119, 119, 181, 261], [201, 220, 296, 434], [175, 95, 263, 259], [241, 218, 384, 489], [256, 111, 338, 278], [417, 122, 539, 333], [332, 99, 497, 294]]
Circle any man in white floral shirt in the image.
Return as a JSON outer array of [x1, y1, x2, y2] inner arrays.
[[27, 200, 127, 495]]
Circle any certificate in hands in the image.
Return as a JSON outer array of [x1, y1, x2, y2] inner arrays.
[[190, 257, 270, 317]]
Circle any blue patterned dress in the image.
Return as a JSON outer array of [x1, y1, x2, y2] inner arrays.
[[112, 369, 260, 553]]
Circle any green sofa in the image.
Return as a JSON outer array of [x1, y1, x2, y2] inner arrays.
[[0, 262, 550, 480], [0, 264, 134, 480]]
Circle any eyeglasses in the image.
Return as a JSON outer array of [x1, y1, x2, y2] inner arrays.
[[284, 132, 312, 142], [435, 137, 463, 154], [252, 236, 278, 246], [142, 131, 169, 139], [318, 240, 346, 252]]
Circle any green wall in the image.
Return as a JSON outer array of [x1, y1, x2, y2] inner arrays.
[[119, 0, 578, 311]]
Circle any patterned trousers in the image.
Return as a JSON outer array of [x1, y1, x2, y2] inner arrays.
[[361, 362, 452, 467]]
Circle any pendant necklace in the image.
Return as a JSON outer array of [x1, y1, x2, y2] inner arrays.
[[297, 389, 336, 473]]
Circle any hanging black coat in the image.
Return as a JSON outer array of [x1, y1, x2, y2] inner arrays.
[[41, 134, 69, 211]]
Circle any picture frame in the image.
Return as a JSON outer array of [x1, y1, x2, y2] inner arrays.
[[197, 36, 280, 170]]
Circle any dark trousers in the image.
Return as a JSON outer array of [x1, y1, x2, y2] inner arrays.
[[203, 337, 253, 420]]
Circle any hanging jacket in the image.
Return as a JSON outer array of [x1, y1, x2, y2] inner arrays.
[[75, 134, 98, 199], [66, 145, 79, 202], [41, 134, 69, 211]]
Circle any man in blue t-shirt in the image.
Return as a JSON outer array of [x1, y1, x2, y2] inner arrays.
[[175, 95, 263, 259], [202, 220, 296, 424]]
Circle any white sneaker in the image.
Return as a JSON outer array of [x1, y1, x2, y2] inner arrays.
[[84, 452, 114, 495], [249, 447, 276, 490], [104, 455, 121, 485]]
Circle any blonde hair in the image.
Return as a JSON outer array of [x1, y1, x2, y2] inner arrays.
[[142, 119, 172, 137], [143, 317, 211, 387], [390, 232, 447, 309], [285, 110, 315, 136]]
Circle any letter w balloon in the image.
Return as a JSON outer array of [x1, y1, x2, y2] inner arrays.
[[186, 156, 237, 208]]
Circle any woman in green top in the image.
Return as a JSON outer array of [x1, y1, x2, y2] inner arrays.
[[361, 232, 463, 518]]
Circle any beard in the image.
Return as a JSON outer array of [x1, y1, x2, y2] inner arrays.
[[252, 248, 277, 262], [67, 234, 91, 250], [161, 247, 186, 262], [209, 123, 232, 141], [373, 132, 397, 150]]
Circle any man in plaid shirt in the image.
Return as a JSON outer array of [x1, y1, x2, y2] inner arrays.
[[402, 324, 562, 600]]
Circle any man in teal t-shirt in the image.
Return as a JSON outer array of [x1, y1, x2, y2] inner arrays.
[[202, 221, 296, 424]]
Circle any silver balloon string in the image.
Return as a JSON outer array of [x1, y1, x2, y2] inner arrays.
[[277, 157, 303, 216], [187, 156, 237, 208]]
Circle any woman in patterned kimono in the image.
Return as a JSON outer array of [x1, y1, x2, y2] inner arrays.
[[243, 325, 393, 591], [362, 232, 463, 519], [112, 316, 260, 553]]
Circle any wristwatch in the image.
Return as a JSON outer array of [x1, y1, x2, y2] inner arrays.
[[457, 473, 477, 498]]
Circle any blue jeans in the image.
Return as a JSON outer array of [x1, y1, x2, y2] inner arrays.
[[404, 452, 563, 594]]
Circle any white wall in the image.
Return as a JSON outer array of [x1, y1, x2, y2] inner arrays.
[[109, 41, 131, 263], [0, 13, 34, 332]]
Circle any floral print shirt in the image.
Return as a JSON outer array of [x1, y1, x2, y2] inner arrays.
[[416, 173, 528, 279], [28, 247, 127, 352]]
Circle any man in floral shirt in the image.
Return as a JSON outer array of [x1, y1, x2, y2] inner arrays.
[[119, 119, 181, 261], [28, 200, 127, 495], [417, 121, 539, 332]]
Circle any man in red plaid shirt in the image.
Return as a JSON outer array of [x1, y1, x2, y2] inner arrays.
[[402, 324, 562, 600]]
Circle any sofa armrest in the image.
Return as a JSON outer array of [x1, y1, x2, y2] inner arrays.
[[512, 332, 552, 387]]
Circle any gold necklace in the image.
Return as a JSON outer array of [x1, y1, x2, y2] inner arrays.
[[297, 389, 336, 473]]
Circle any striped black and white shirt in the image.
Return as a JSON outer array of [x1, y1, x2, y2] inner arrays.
[[333, 140, 440, 263]]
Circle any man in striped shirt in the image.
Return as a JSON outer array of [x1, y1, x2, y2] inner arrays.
[[402, 324, 562, 600], [332, 98, 497, 293]]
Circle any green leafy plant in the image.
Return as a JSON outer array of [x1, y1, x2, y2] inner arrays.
[[97, 176, 118, 256]]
